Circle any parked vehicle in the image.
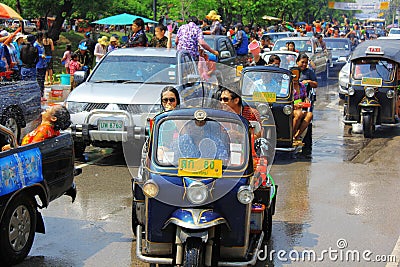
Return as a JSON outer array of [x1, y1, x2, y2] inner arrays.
[[272, 37, 330, 77], [132, 96, 277, 266], [203, 35, 239, 84], [387, 27, 400, 38], [239, 66, 314, 152], [0, 125, 79, 265], [66, 48, 199, 157], [262, 31, 295, 44], [0, 81, 41, 142], [11, 19, 37, 33], [324, 37, 352, 77], [344, 40, 400, 137]]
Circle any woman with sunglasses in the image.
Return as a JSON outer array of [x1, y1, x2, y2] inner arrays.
[[160, 86, 180, 112]]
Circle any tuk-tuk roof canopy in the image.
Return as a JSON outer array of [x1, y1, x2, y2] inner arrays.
[[351, 40, 400, 63], [154, 106, 250, 127]]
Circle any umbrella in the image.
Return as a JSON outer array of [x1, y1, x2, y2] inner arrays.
[[262, 15, 281, 21], [0, 3, 23, 20], [93, 13, 157, 25]]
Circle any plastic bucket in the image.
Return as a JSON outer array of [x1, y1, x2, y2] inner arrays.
[[60, 74, 70, 85]]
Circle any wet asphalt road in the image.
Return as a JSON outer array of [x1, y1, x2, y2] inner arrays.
[[16, 79, 400, 267]]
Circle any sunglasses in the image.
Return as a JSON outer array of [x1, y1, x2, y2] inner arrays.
[[219, 97, 232, 102], [162, 97, 176, 103]]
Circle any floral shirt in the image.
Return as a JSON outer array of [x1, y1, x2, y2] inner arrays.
[[148, 36, 168, 48], [176, 22, 204, 58], [294, 82, 307, 101], [21, 123, 60, 145], [69, 60, 81, 75]]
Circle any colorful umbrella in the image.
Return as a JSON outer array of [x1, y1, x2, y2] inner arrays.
[[0, 3, 23, 20], [93, 13, 157, 25]]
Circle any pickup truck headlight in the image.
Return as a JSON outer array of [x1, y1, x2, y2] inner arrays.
[[66, 101, 87, 114]]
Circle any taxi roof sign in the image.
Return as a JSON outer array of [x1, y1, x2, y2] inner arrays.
[[366, 46, 384, 55]]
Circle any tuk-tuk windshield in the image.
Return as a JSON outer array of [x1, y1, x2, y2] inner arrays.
[[352, 59, 395, 81], [264, 54, 297, 70], [156, 118, 248, 168], [241, 71, 291, 98]]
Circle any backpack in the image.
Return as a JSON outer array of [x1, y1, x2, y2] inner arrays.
[[20, 43, 39, 67]]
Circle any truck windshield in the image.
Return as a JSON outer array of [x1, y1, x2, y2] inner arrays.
[[156, 118, 247, 168], [352, 59, 395, 81], [241, 71, 291, 98], [273, 40, 313, 53], [89, 55, 177, 84]]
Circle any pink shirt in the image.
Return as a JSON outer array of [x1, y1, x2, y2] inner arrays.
[[62, 50, 72, 68], [69, 60, 81, 75]]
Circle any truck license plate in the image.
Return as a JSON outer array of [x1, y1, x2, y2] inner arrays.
[[178, 158, 222, 178], [98, 120, 124, 131]]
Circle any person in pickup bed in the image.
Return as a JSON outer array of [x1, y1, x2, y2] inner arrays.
[[2, 105, 71, 151]]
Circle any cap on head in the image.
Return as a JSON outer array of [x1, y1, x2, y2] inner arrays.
[[78, 43, 88, 50], [85, 32, 91, 37], [0, 30, 9, 37]]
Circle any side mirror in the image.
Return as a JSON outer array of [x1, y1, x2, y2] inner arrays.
[[254, 138, 269, 157], [73, 71, 86, 85], [291, 68, 300, 82], [0, 124, 18, 149], [249, 121, 262, 135], [220, 51, 231, 59]]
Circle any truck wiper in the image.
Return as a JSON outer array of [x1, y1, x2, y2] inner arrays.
[[93, 79, 131, 83]]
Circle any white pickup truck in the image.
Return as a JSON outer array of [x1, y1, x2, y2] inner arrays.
[[11, 19, 36, 33]]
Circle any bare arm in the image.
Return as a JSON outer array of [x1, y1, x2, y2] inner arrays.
[[198, 39, 219, 56]]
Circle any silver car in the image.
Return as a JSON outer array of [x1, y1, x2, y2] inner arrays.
[[338, 60, 350, 99], [65, 48, 198, 157]]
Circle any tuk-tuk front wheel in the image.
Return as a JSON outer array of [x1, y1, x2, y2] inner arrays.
[[362, 114, 375, 138], [183, 237, 205, 267]]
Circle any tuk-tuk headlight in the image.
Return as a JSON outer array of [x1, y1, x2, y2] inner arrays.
[[257, 103, 269, 116], [348, 87, 355, 96], [365, 87, 375, 98], [237, 186, 254, 204], [143, 180, 159, 198], [283, 105, 292, 115], [187, 181, 208, 205], [386, 90, 395, 99]]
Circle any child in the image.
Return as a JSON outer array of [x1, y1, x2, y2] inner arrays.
[[2, 105, 71, 150], [21, 105, 71, 145], [69, 52, 81, 90], [61, 44, 72, 74], [198, 47, 216, 82]]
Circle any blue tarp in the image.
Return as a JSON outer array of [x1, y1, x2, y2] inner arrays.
[[93, 13, 158, 25]]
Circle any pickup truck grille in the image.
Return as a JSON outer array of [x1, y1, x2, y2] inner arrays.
[[118, 104, 161, 114], [84, 103, 108, 111]]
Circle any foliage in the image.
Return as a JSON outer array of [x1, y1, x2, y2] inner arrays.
[[3, 0, 359, 34]]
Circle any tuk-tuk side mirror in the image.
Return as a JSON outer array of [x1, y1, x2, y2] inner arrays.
[[0, 124, 18, 150], [291, 68, 300, 82], [254, 138, 269, 158]]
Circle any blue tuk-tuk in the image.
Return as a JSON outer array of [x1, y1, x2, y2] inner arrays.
[[131, 97, 277, 266]]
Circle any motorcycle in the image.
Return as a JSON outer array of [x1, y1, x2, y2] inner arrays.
[[343, 39, 400, 137], [130, 96, 277, 266]]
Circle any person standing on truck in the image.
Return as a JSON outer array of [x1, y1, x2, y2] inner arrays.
[[34, 32, 47, 99], [175, 16, 218, 60], [12, 32, 25, 79], [20, 34, 39, 81], [232, 23, 249, 65]]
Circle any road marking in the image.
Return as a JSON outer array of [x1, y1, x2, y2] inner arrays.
[[386, 234, 400, 267], [75, 154, 110, 169]]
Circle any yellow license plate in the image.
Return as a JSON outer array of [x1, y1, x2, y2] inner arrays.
[[178, 158, 222, 178], [253, 92, 276, 103], [361, 77, 382, 86]]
